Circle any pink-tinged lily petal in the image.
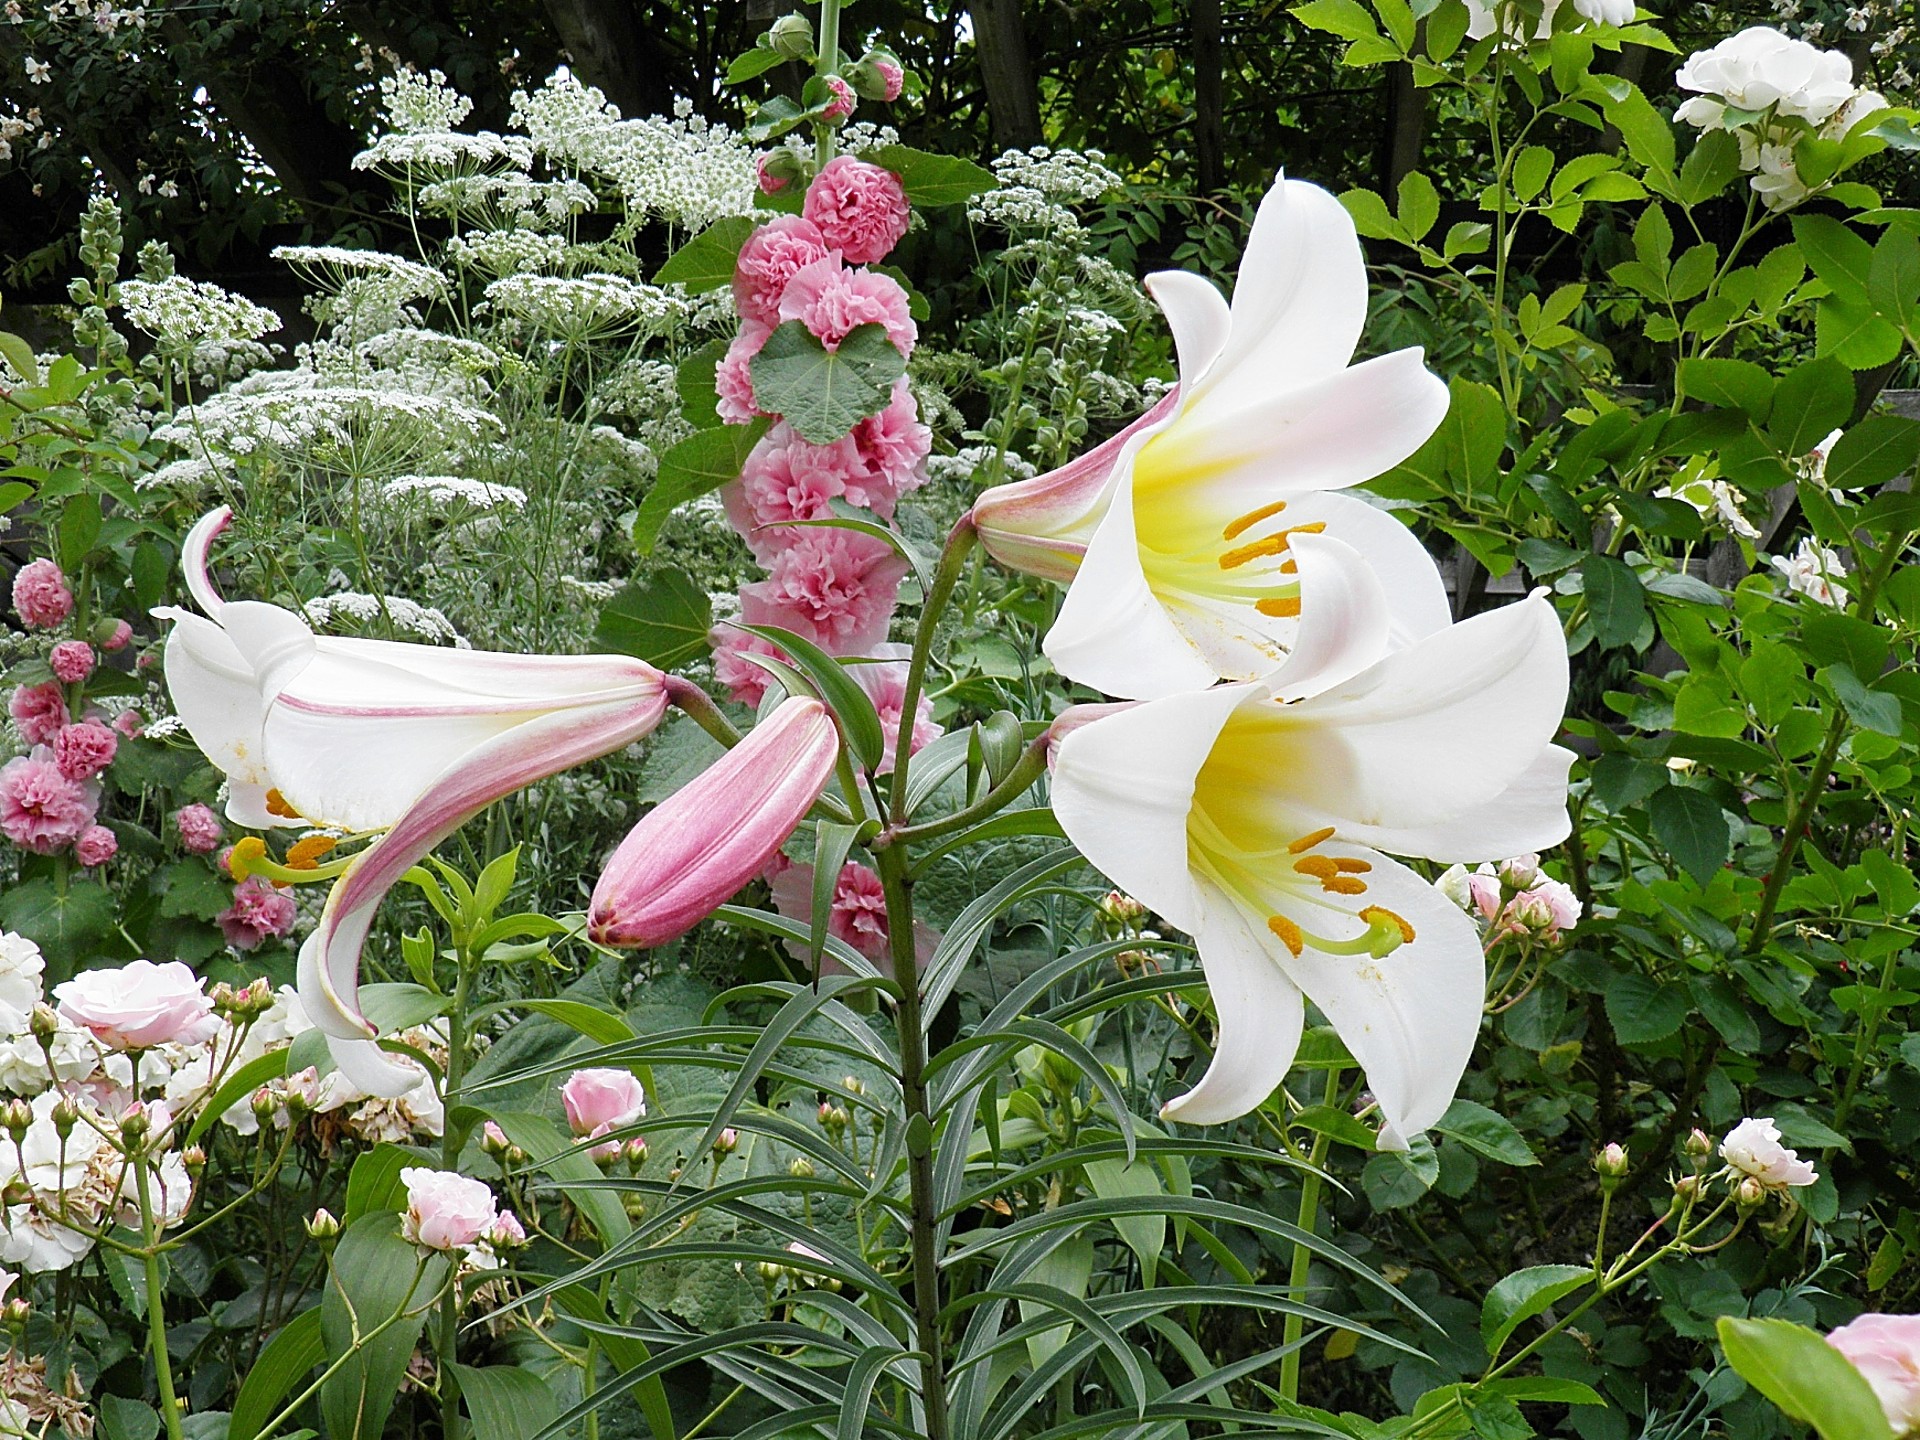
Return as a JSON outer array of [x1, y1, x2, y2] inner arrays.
[[969, 388, 1181, 584], [182, 506, 234, 620], [589, 697, 839, 949], [298, 684, 668, 1094]]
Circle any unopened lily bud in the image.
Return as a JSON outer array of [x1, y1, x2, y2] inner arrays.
[[2, 1098, 31, 1141], [1594, 1143, 1629, 1181], [768, 12, 813, 60], [29, 1003, 60, 1046], [306, 1207, 341, 1241], [713, 1127, 738, 1156], [788, 1157, 815, 1179], [1734, 1175, 1767, 1208], [50, 1097, 79, 1138], [589, 698, 838, 950], [182, 1144, 206, 1174]]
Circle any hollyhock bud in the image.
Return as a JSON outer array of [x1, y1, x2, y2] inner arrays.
[[400, 1167, 499, 1251], [755, 150, 799, 195], [561, 1067, 647, 1136], [1720, 1116, 1817, 1189], [55, 958, 220, 1049], [589, 697, 839, 948], [99, 618, 134, 652], [174, 802, 223, 854], [875, 57, 905, 101], [49, 640, 95, 684], [306, 1207, 341, 1241], [11, 558, 73, 630], [53, 719, 117, 782], [112, 709, 144, 739], [802, 156, 910, 266], [1827, 1315, 1920, 1437], [9, 683, 69, 746], [768, 11, 813, 60], [820, 74, 856, 122], [843, 53, 903, 101], [74, 823, 117, 868]]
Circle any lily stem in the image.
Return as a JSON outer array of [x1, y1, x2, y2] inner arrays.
[[1278, 1067, 1341, 1405], [875, 737, 1049, 851], [888, 518, 978, 826]]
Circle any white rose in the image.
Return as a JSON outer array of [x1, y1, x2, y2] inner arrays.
[[1676, 27, 1855, 125], [0, 1204, 96, 1272], [1721, 1115, 1818, 1188], [0, 932, 44, 1014]]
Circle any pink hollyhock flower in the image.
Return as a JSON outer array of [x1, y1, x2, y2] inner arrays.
[[710, 624, 786, 707], [74, 824, 117, 868], [11, 559, 73, 630], [175, 802, 224, 855], [0, 748, 97, 854], [765, 853, 938, 975], [733, 215, 832, 328], [53, 719, 117, 781], [716, 320, 772, 424], [777, 256, 916, 354], [847, 379, 931, 515], [755, 153, 791, 195], [821, 74, 856, 121], [54, 958, 220, 1049], [399, 1167, 497, 1251], [101, 619, 134, 653], [49, 641, 95, 684], [803, 156, 911, 265], [742, 528, 907, 652], [10, 683, 69, 746], [112, 709, 144, 739], [722, 427, 861, 559], [1827, 1314, 1920, 1437], [217, 876, 298, 950], [561, 1067, 647, 1136], [850, 645, 941, 775]]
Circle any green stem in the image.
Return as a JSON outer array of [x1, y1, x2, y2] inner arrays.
[[134, 1144, 187, 1440], [876, 737, 1049, 851], [252, 1261, 439, 1440], [874, 842, 951, 1440], [814, 0, 842, 169], [439, 960, 475, 1440], [887, 520, 979, 826], [1278, 1068, 1341, 1404]]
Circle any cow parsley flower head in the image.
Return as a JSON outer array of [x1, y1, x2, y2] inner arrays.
[[119, 276, 281, 348], [377, 66, 474, 135], [381, 474, 527, 511]]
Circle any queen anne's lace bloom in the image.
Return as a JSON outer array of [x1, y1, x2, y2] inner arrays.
[[381, 474, 528, 511], [120, 276, 281, 347]]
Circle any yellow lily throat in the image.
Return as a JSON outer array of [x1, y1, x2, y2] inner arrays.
[[1131, 434, 1311, 619]]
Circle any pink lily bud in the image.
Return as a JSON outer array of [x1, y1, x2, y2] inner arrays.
[[970, 388, 1180, 583], [589, 697, 839, 948]]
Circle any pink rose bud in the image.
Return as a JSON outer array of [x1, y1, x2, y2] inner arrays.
[[74, 823, 117, 868], [1720, 1116, 1817, 1189], [714, 1127, 738, 1155], [399, 1167, 499, 1251], [821, 74, 856, 122], [560, 1067, 647, 1136], [802, 155, 910, 265], [52, 958, 221, 1049], [481, 1120, 510, 1156], [175, 802, 224, 854], [100, 619, 134, 652], [11, 558, 73, 630], [589, 696, 839, 948], [49, 641, 95, 684], [9, 683, 70, 747], [53, 720, 117, 782], [1827, 1314, 1920, 1437], [488, 1212, 528, 1249]]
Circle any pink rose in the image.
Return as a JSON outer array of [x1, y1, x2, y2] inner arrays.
[[101, 619, 134, 653], [1828, 1314, 1920, 1437], [1720, 1116, 1817, 1188], [850, 645, 941, 775], [54, 958, 220, 1049], [777, 256, 916, 353], [1, 748, 98, 854], [560, 1067, 647, 1136], [399, 1167, 498, 1250], [11, 559, 73, 630], [846, 379, 930, 516], [716, 321, 772, 425], [803, 156, 911, 265], [74, 823, 118, 868], [217, 876, 298, 950], [10, 683, 69, 746], [50, 641, 95, 684], [53, 720, 117, 781], [875, 59, 905, 101], [821, 74, 856, 122], [733, 215, 832, 328], [175, 802, 224, 855], [741, 528, 907, 652], [723, 427, 859, 559]]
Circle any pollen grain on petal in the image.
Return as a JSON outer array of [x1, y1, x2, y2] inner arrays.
[[1287, 826, 1336, 854], [1222, 497, 1289, 541], [1267, 913, 1305, 956], [1361, 905, 1416, 944]]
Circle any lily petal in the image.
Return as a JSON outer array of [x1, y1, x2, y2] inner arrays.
[[158, 608, 282, 828], [1241, 532, 1389, 697], [1339, 743, 1577, 861], [1277, 493, 1450, 655], [1160, 879, 1308, 1125], [1144, 271, 1232, 388], [182, 506, 234, 620]]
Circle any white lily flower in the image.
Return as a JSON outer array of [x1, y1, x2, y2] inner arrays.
[[1052, 542, 1573, 1147], [998, 175, 1451, 700], [160, 508, 668, 1093]]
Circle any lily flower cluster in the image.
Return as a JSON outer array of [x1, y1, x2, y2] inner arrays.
[[972, 174, 1575, 1148], [1674, 25, 1888, 209]]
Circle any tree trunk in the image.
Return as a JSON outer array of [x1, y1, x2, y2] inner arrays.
[[1376, 59, 1426, 194], [542, 0, 670, 117], [969, 0, 1043, 150], [1193, 0, 1226, 194]]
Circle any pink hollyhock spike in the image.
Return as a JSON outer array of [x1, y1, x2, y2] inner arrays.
[[716, 321, 772, 424], [733, 215, 831, 328], [876, 59, 905, 102], [53, 720, 117, 781], [777, 256, 916, 354], [101, 619, 134, 652], [970, 388, 1182, 584], [848, 643, 940, 775], [711, 623, 786, 707], [765, 852, 940, 976], [741, 529, 908, 653], [847, 379, 931, 516], [803, 156, 911, 265], [218, 876, 297, 950], [589, 697, 839, 949], [175, 802, 224, 854], [10, 683, 70, 747], [50, 641, 95, 684], [11, 559, 73, 630], [722, 426, 861, 561], [0, 748, 98, 853]]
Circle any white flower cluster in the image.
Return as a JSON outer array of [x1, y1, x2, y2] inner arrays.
[[381, 473, 527, 511], [119, 275, 281, 347], [1464, 0, 1633, 43], [926, 444, 1038, 485], [0, 100, 45, 165], [271, 243, 447, 299], [1770, 538, 1849, 606], [151, 372, 503, 465], [376, 65, 474, 135], [446, 228, 569, 276], [301, 590, 469, 645], [1656, 469, 1762, 540], [1675, 27, 1888, 210], [418, 172, 598, 228], [354, 129, 534, 176], [987, 145, 1122, 204], [482, 272, 686, 337]]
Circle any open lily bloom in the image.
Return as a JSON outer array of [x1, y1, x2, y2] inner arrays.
[[975, 175, 1451, 700], [160, 508, 668, 1093], [1051, 538, 1573, 1147]]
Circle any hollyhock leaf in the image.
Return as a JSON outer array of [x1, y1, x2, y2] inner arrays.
[[156, 860, 236, 920], [750, 321, 905, 444], [633, 420, 770, 553], [594, 568, 715, 671], [653, 216, 758, 293], [724, 42, 788, 86], [1717, 1318, 1894, 1440], [676, 337, 730, 428], [58, 491, 103, 571], [865, 144, 998, 205], [0, 877, 116, 961], [0, 329, 39, 385]]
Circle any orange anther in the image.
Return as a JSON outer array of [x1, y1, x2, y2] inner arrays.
[[1334, 857, 1372, 874], [285, 834, 339, 870], [227, 836, 268, 880], [1222, 498, 1289, 541], [1322, 876, 1368, 896], [1288, 827, 1336, 854], [1256, 596, 1302, 617], [1267, 914, 1305, 956], [265, 788, 301, 820], [1361, 906, 1416, 944]]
